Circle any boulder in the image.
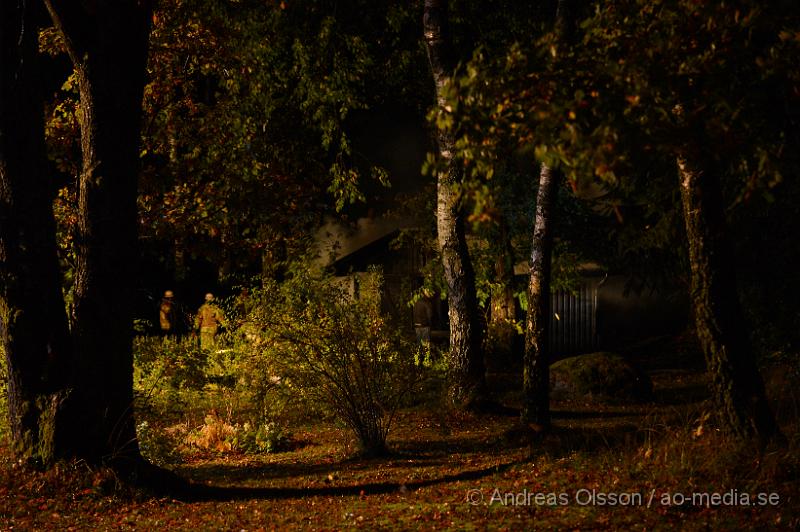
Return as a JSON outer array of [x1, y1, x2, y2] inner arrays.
[[550, 351, 652, 404]]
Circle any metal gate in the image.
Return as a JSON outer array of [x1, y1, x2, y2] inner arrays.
[[549, 280, 599, 356]]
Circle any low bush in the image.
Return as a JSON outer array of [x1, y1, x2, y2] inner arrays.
[[133, 336, 209, 415], [184, 411, 239, 453], [136, 420, 185, 465], [179, 411, 291, 455], [247, 268, 421, 456], [238, 420, 291, 454]]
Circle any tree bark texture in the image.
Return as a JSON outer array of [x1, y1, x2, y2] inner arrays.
[[522, 164, 557, 425], [676, 131, 778, 443], [0, 1, 73, 465], [521, 0, 574, 426], [44, 0, 153, 464], [423, 0, 487, 406]]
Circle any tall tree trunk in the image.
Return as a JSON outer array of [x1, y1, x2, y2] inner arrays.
[[0, 1, 72, 465], [675, 112, 779, 443], [521, 0, 575, 426], [522, 164, 557, 425], [423, 0, 487, 407], [44, 0, 153, 465], [488, 219, 517, 363]]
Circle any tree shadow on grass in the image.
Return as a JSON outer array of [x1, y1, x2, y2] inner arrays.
[[168, 457, 525, 502], [176, 453, 456, 484], [149, 336, 715, 503], [162, 421, 650, 502], [137, 396, 693, 503]]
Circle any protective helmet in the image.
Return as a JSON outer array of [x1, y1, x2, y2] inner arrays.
[[205, 293, 214, 302], [164, 290, 174, 298]]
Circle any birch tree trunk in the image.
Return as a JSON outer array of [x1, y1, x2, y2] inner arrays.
[[522, 0, 575, 426], [522, 164, 557, 425], [423, 0, 488, 407]]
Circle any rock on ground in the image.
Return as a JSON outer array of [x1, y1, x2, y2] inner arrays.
[[550, 351, 653, 404]]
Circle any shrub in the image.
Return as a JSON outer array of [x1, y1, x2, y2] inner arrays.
[[238, 421, 291, 454], [184, 411, 239, 453], [132, 327, 293, 459], [136, 420, 184, 465], [181, 411, 290, 455], [133, 336, 209, 415], [550, 352, 653, 404], [249, 268, 421, 456]]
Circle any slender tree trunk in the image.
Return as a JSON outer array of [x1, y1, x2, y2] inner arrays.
[[423, 0, 487, 407], [521, 0, 575, 426], [44, 0, 153, 465], [675, 116, 779, 443], [489, 219, 517, 362], [262, 226, 288, 283], [522, 164, 557, 425], [174, 238, 187, 282], [0, 1, 72, 465]]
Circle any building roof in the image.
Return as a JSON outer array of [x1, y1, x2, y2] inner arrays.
[[314, 214, 420, 268]]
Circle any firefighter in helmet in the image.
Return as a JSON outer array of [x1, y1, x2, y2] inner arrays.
[[194, 293, 226, 350]]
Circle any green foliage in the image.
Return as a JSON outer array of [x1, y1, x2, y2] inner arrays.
[[429, 0, 799, 291], [180, 411, 290, 455], [132, 263, 422, 458], [136, 419, 184, 465], [136, 0, 428, 272], [246, 267, 421, 456], [132, 333, 293, 463], [237, 420, 291, 454], [140, 0, 326, 268], [453, 0, 798, 195], [42, 0, 429, 282], [133, 336, 209, 416]]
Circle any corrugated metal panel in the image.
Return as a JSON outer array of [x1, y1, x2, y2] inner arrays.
[[549, 281, 599, 356]]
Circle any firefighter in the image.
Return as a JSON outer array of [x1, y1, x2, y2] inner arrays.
[[194, 293, 226, 350], [159, 290, 178, 337]]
